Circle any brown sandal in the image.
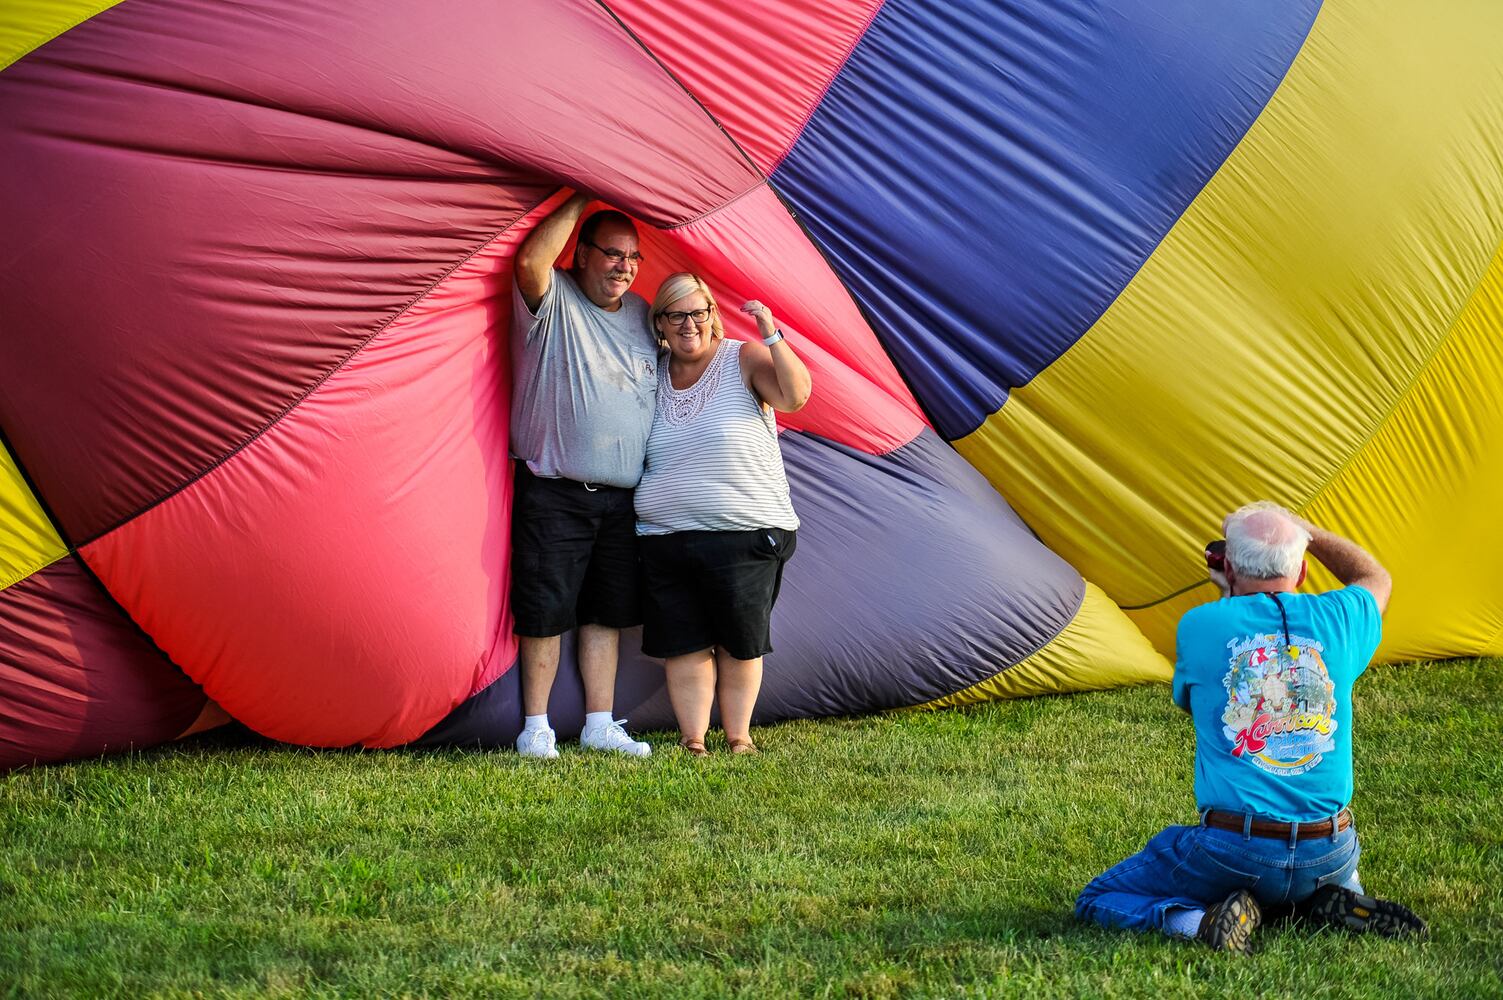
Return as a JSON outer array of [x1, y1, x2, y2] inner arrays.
[[679, 736, 709, 758], [727, 738, 759, 755]]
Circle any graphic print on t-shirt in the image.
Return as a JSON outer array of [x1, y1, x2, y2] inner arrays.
[[1220, 634, 1338, 776]]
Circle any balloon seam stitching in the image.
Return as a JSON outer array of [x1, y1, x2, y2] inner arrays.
[[63, 548, 203, 690], [982, 0, 1339, 608], [659, 179, 770, 232], [659, 173, 938, 445], [592, 0, 763, 183], [1127, 223, 1503, 612], [1001, 0, 1328, 411], [771, 201, 943, 443], [893, 572, 1089, 709], [0, 553, 65, 595], [768, 0, 888, 175], [595, 0, 936, 442], [73, 202, 546, 548], [0, 419, 74, 556], [0, 0, 124, 73], [1285, 229, 1503, 530]]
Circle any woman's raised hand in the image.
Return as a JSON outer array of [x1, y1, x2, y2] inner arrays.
[[740, 300, 776, 335]]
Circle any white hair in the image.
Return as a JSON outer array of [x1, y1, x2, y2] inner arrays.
[[1224, 501, 1311, 580]]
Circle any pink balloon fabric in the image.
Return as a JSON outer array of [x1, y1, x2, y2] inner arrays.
[[0, 0, 1169, 766]]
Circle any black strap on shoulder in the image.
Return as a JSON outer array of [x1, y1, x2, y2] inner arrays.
[[1264, 592, 1292, 664]]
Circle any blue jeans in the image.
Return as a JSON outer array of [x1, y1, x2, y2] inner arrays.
[[1075, 816, 1361, 935]]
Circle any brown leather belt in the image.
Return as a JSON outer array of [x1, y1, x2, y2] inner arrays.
[[1204, 808, 1352, 841]]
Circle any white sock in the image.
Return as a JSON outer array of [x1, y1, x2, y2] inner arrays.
[[1341, 869, 1364, 893], [523, 714, 551, 733], [1164, 907, 1205, 939], [583, 711, 612, 734]]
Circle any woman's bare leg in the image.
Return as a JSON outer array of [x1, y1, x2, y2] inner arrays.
[[664, 648, 716, 745], [714, 650, 763, 746]]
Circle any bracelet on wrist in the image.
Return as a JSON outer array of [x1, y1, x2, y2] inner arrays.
[[762, 328, 785, 347]]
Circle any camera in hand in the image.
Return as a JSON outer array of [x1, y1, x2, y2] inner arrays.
[[1204, 539, 1227, 573]]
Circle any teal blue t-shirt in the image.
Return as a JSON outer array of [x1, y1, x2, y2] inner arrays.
[[1173, 586, 1382, 822]]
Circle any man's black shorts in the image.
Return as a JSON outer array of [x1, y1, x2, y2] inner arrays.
[[639, 527, 797, 660], [510, 463, 642, 637]]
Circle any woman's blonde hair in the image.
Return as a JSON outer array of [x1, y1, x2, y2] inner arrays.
[[650, 272, 724, 347]]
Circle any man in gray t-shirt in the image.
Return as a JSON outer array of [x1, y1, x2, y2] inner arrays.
[[509, 193, 657, 759]]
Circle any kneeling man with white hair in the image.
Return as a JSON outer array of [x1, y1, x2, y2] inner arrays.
[[1074, 502, 1425, 954]]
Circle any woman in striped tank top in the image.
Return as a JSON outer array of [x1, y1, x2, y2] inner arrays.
[[637, 273, 812, 757]]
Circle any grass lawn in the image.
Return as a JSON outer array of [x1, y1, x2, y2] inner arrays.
[[2, 657, 1499, 998]]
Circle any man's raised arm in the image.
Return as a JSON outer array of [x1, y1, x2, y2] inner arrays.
[[515, 192, 591, 313], [1297, 518, 1393, 614]]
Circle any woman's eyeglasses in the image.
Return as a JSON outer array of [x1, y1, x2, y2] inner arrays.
[[660, 307, 714, 326]]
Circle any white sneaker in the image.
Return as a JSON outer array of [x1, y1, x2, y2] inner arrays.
[[516, 727, 559, 759], [580, 718, 652, 757]]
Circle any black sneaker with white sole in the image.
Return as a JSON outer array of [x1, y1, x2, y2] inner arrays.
[[1197, 889, 1262, 954], [1295, 885, 1427, 939]]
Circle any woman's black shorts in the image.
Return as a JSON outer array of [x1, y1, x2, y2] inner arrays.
[[639, 527, 797, 660]]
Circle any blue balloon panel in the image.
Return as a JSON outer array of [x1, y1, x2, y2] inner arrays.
[[773, 0, 1322, 437]]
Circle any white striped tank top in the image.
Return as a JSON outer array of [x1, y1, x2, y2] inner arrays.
[[635, 339, 800, 536]]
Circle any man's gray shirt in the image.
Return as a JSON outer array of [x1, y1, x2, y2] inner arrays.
[[510, 269, 658, 487]]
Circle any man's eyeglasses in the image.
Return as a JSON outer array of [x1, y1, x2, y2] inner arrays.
[[585, 241, 644, 264], [660, 306, 714, 326]]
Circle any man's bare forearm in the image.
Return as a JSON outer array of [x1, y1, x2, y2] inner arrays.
[[1301, 525, 1377, 583], [1298, 519, 1392, 611], [515, 192, 590, 308]]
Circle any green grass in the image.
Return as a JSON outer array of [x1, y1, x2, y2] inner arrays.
[[2, 659, 1500, 998]]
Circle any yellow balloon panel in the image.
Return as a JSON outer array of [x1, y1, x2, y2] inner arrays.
[[0, 0, 125, 72], [1, 441, 66, 590], [1302, 246, 1503, 659], [958, 0, 1503, 660]]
